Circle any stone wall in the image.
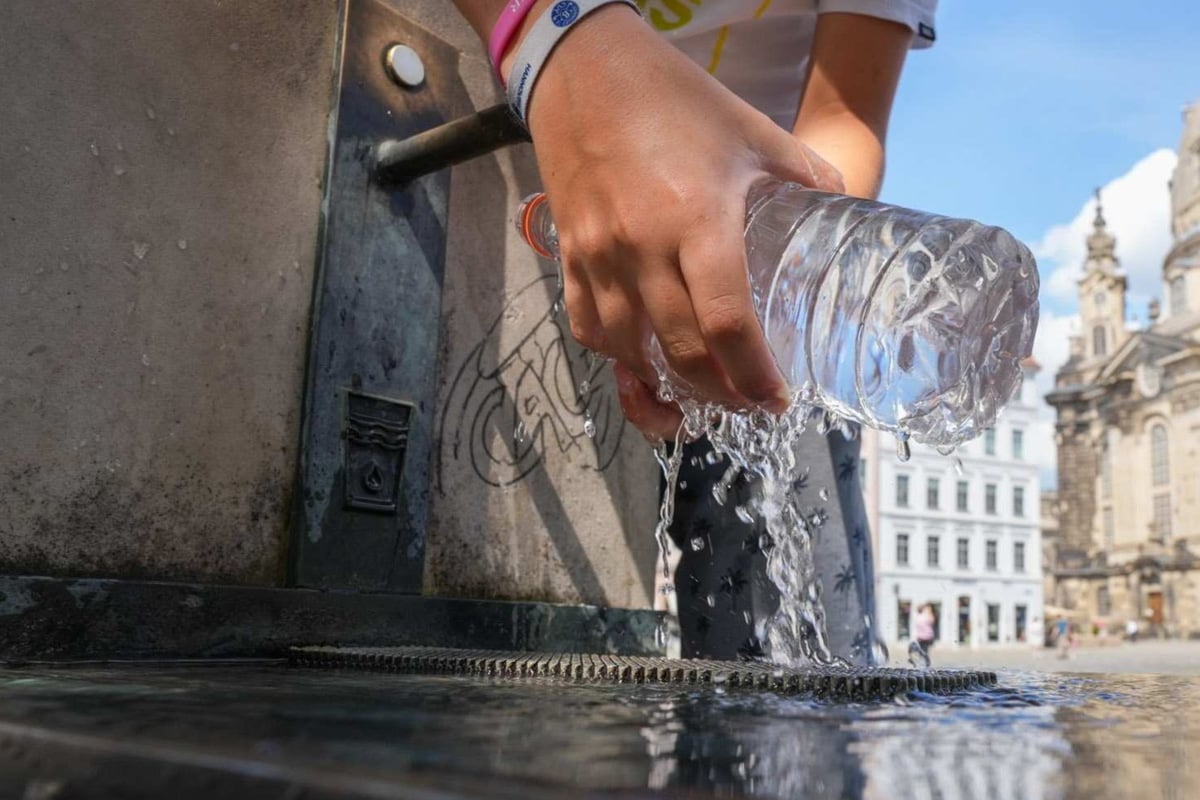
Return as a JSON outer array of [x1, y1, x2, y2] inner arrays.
[[0, 0, 659, 607]]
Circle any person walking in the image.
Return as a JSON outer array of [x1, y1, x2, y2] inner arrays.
[[915, 603, 937, 653]]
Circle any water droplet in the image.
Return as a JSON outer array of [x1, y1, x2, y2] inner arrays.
[[229, 42, 240, 52], [907, 640, 931, 669], [578, 379, 590, 395], [132, 242, 150, 260], [818, 487, 829, 501], [177, 239, 188, 250], [954, 457, 965, 476], [704, 451, 720, 466], [678, 480, 687, 490], [734, 504, 755, 524], [705, 594, 716, 608], [89, 143, 99, 157], [167, 127, 177, 137], [690, 536, 705, 552], [513, 420, 527, 444], [145, 106, 156, 120], [113, 165, 126, 176], [583, 416, 596, 438], [743, 610, 752, 625], [140, 353, 150, 367], [896, 436, 911, 462], [116, 142, 125, 152], [58, 262, 69, 272], [936, 443, 956, 456]]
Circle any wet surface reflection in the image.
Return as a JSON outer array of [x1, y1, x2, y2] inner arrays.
[[0, 665, 1196, 798]]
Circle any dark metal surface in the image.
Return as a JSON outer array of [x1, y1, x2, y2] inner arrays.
[[291, 645, 998, 699], [343, 391, 413, 513], [0, 575, 665, 661], [375, 103, 531, 187], [292, 0, 472, 590]]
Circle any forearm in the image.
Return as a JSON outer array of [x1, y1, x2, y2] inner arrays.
[[790, 11, 911, 201], [793, 112, 886, 200]]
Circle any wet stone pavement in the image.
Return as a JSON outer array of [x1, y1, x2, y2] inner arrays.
[[0, 661, 1197, 799]]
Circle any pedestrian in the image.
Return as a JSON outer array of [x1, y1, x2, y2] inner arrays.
[[1126, 618, 1139, 643], [1055, 617, 1071, 660], [915, 603, 937, 653]]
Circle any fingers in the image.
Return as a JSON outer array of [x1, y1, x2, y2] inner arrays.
[[561, 259, 606, 354], [614, 363, 683, 442], [634, 254, 745, 406], [678, 215, 791, 413]]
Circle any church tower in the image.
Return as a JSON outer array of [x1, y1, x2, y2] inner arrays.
[[1164, 101, 1200, 325], [1077, 190, 1128, 362]]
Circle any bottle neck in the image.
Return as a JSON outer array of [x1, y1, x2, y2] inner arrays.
[[516, 192, 558, 259]]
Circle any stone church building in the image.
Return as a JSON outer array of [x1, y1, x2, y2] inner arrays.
[[1046, 101, 1200, 636]]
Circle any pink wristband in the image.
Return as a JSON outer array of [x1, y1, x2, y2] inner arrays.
[[489, 0, 540, 86]]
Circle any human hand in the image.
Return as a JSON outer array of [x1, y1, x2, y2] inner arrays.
[[516, 6, 843, 440]]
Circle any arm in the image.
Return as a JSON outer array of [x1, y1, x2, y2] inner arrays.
[[793, 12, 913, 200], [450, 0, 844, 437]]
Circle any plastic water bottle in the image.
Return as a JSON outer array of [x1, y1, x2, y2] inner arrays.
[[516, 182, 1039, 447]]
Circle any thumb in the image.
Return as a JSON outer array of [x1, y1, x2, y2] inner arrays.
[[757, 128, 845, 194]]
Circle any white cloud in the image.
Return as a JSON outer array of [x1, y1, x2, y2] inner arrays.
[[1035, 148, 1177, 315], [1022, 148, 1177, 490]]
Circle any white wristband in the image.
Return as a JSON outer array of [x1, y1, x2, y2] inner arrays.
[[505, 0, 640, 126]]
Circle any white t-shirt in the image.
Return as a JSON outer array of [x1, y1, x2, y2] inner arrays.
[[638, 0, 937, 128]]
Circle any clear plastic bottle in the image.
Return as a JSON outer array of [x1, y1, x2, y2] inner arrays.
[[516, 182, 1039, 447]]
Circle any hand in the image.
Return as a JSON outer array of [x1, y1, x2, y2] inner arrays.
[[518, 7, 843, 440]]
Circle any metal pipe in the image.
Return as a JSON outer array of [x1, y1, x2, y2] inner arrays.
[[374, 104, 531, 187]]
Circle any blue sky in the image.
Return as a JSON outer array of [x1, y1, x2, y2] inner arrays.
[[879, 0, 1200, 487]]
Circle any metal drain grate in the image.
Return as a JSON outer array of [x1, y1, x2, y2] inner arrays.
[[290, 646, 997, 700]]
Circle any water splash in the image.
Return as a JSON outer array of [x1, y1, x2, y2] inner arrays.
[[583, 415, 596, 438]]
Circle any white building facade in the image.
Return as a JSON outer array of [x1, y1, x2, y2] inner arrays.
[[868, 361, 1045, 649]]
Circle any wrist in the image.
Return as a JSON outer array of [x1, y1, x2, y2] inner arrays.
[[506, 2, 647, 126]]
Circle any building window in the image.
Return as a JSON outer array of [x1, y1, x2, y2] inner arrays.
[[927, 536, 940, 568], [1013, 486, 1025, 517], [1093, 325, 1107, 358], [984, 428, 996, 455], [1098, 586, 1111, 617], [1014, 541, 1026, 573], [1103, 507, 1115, 550], [1101, 439, 1113, 498], [956, 480, 969, 512], [986, 539, 998, 571], [896, 475, 909, 508], [1012, 429, 1024, 460], [927, 478, 940, 510], [897, 533, 910, 566], [1153, 493, 1172, 541], [1015, 605, 1028, 642], [1151, 424, 1170, 486], [1171, 274, 1187, 317], [957, 537, 969, 569], [897, 599, 911, 640], [987, 603, 1000, 642], [985, 483, 997, 515]]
